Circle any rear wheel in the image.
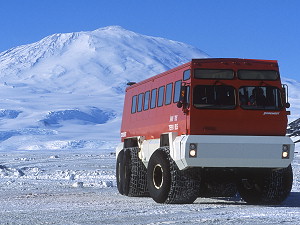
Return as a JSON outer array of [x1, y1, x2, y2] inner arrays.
[[147, 147, 200, 204], [237, 165, 293, 205], [123, 147, 149, 197], [123, 149, 132, 195], [116, 150, 124, 195]]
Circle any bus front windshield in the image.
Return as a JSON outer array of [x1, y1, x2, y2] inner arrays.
[[193, 85, 236, 109], [239, 86, 283, 110]]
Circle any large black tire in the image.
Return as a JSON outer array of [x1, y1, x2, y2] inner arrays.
[[147, 150, 171, 203], [128, 147, 149, 197], [123, 147, 149, 197], [116, 150, 124, 195], [147, 148, 200, 204], [123, 149, 132, 196], [237, 165, 293, 205]]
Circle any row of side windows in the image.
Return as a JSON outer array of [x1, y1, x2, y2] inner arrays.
[[131, 80, 182, 114]]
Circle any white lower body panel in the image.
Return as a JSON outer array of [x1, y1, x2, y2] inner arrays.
[[173, 135, 294, 170]]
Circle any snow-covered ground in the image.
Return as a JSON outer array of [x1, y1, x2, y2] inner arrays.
[[0, 145, 299, 224]]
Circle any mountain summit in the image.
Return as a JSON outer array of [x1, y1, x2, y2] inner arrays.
[[0, 26, 209, 94], [0, 26, 208, 150]]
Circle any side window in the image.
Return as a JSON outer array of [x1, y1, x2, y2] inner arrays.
[[165, 83, 173, 105], [183, 70, 191, 80], [137, 93, 144, 112], [150, 88, 157, 109], [131, 95, 137, 113], [173, 80, 182, 103], [194, 69, 234, 79], [144, 91, 150, 110], [186, 86, 190, 104], [157, 86, 165, 107]]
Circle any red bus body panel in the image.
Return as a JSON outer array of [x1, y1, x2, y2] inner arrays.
[[121, 58, 288, 141]]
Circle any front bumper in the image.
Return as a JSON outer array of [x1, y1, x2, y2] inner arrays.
[[171, 135, 294, 170]]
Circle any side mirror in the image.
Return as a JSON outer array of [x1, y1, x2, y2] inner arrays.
[[177, 84, 190, 114], [282, 84, 290, 109]]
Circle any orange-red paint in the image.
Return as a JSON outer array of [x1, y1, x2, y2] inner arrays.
[[121, 58, 288, 142]]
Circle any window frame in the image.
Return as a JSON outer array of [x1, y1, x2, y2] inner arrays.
[[239, 86, 283, 110], [137, 93, 144, 112], [157, 86, 165, 107], [144, 91, 150, 111], [131, 95, 137, 113], [194, 69, 234, 80], [165, 83, 173, 105], [173, 80, 182, 103], [193, 85, 236, 110], [183, 70, 191, 81], [150, 88, 157, 109], [238, 70, 279, 81]]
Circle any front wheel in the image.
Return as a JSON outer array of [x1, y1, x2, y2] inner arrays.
[[147, 150, 171, 203], [147, 148, 200, 204], [237, 165, 293, 205]]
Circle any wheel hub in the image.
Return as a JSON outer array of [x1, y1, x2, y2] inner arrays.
[[153, 164, 163, 189]]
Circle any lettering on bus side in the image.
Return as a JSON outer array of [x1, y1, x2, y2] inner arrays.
[[169, 114, 179, 131], [169, 124, 178, 131], [169, 115, 178, 122], [263, 112, 280, 115]]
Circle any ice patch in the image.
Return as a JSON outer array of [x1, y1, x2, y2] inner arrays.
[[22, 140, 116, 150], [40, 107, 116, 127], [0, 165, 25, 177], [0, 109, 22, 119], [72, 182, 84, 188], [0, 129, 57, 142]]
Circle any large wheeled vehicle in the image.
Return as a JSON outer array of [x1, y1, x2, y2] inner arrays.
[[116, 58, 294, 204]]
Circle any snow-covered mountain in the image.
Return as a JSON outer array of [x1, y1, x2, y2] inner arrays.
[[0, 26, 209, 94], [0, 26, 209, 150]]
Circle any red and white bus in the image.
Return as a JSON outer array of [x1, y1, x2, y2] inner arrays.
[[116, 58, 294, 204]]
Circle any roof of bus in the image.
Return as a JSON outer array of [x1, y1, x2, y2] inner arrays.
[[192, 58, 278, 64], [125, 58, 278, 91]]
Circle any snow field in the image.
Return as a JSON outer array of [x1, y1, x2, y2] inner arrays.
[[0, 145, 299, 224], [0, 149, 116, 189]]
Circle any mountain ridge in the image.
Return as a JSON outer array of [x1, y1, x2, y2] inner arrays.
[[0, 26, 209, 95]]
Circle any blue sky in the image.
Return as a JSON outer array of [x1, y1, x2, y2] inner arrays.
[[0, 0, 299, 80]]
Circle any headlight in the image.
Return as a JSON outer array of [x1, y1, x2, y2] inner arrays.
[[282, 145, 290, 159], [189, 143, 197, 157]]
